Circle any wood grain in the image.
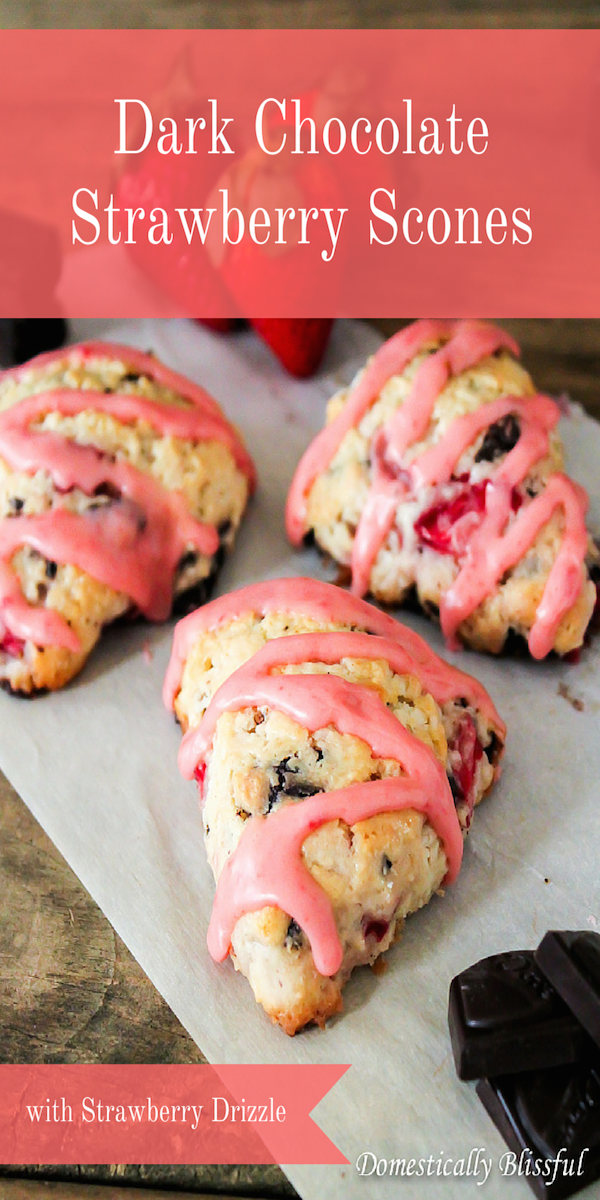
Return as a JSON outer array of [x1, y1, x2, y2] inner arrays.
[[0, 1185, 273, 1200], [1, 0, 600, 27]]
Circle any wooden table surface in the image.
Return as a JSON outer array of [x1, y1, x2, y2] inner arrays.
[[2, 0, 600, 27], [0, 318, 599, 1198]]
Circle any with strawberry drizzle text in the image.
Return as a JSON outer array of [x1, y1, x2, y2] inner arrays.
[[165, 578, 505, 977], [286, 320, 589, 659], [0, 342, 255, 652]]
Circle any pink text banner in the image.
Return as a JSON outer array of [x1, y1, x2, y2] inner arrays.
[[0, 29, 599, 316], [0, 1063, 350, 1165]]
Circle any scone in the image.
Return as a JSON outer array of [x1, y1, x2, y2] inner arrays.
[[0, 341, 255, 694], [286, 320, 599, 658], [164, 577, 505, 1034]]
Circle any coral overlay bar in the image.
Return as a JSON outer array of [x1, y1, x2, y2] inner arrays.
[[0, 30, 599, 316], [0, 1064, 350, 1165]]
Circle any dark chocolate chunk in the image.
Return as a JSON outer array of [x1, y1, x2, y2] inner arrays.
[[178, 549, 198, 572], [448, 950, 585, 1080], [477, 1057, 600, 1200], [285, 919, 304, 950], [266, 759, 321, 814], [535, 931, 600, 1049], [475, 414, 521, 463], [502, 627, 530, 656]]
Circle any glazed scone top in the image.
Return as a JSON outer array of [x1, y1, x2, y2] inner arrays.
[[165, 577, 505, 977], [0, 342, 255, 654], [286, 320, 589, 660]]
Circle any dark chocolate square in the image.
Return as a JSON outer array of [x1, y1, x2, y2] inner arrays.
[[477, 1056, 600, 1200], [448, 950, 584, 1080], [535, 932, 600, 1050]]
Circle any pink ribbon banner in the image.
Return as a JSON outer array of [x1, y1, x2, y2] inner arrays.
[[0, 1063, 350, 1165], [1, 29, 600, 316]]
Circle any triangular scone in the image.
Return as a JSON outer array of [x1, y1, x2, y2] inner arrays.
[[287, 320, 599, 658], [165, 578, 505, 1035], [0, 342, 255, 693]]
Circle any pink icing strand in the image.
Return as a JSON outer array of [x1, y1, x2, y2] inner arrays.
[[0, 388, 256, 483], [349, 323, 519, 595], [286, 319, 590, 658], [351, 392, 559, 600], [194, 634, 462, 974], [178, 629, 498, 778], [285, 319, 517, 544], [167, 581, 505, 974], [0, 342, 255, 651], [208, 776, 459, 977], [442, 473, 589, 659], [409, 394, 558, 491], [163, 576, 503, 733], [1, 341, 256, 475]]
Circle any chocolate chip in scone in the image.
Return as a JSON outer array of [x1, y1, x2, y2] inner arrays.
[[172, 571, 218, 615], [178, 550, 198, 572], [172, 547, 226, 616], [93, 481, 121, 501], [502, 627, 530, 656], [266, 759, 322, 814], [475, 414, 521, 463], [285, 919, 304, 951], [485, 730, 502, 768]]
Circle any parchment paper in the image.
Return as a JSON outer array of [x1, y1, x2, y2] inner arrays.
[[1, 318, 599, 1200]]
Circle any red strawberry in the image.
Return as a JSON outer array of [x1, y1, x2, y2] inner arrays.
[[0, 631, 25, 657], [415, 478, 523, 556], [362, 917, 390, 943], [250, 317, 333, 377], [415, 482, 489, 555], [448, 713, 484, 826]]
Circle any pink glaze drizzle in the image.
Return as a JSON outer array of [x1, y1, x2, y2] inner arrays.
[[166, 578, 504, 975], [286, 320, 590, 660], [0, 342, 255, 651], [163, 576, 504, 733]]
